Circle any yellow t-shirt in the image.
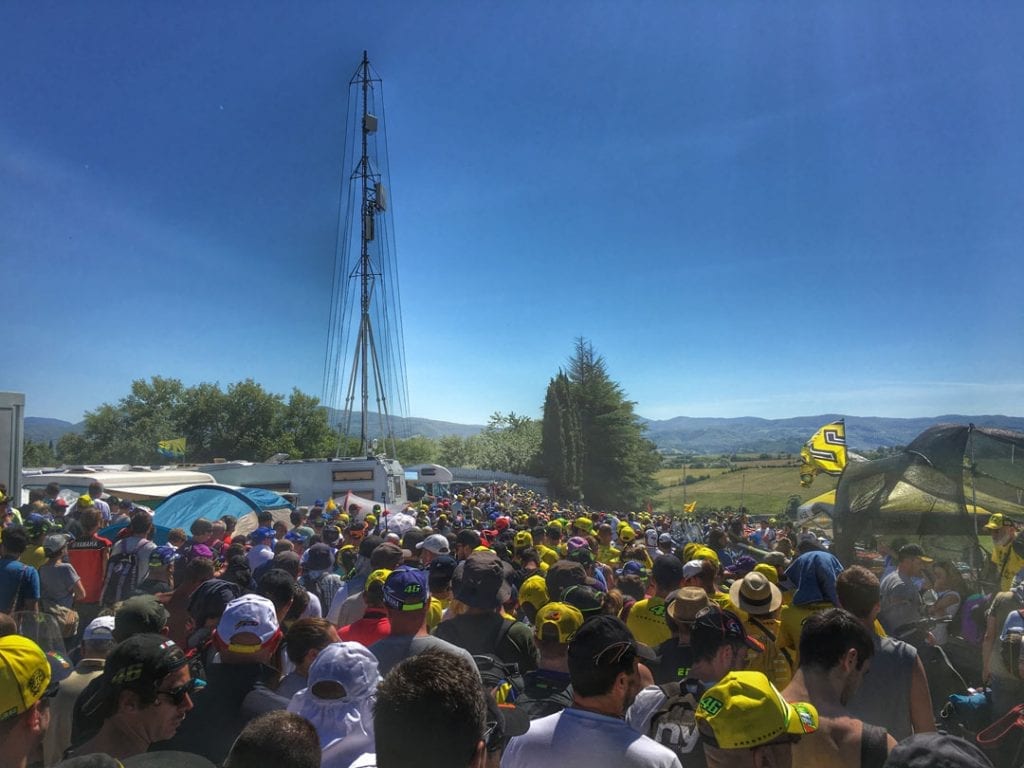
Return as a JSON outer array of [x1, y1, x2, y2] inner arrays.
[[598, 544, 621, 566], [993, 543, 1024, 592], [744, 615, 793, 690], [427, 596, 444, 634], [626, 596, 671, 647], [778, 601, 885, 669]]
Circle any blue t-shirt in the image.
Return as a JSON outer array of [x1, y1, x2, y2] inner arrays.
[[0, 556, 41, 611]]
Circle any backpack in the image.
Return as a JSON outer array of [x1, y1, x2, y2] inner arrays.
[[100, 539, 144, 607], [472, 619, 525, 702], [647, 679, 705, 764], [515, 672, 574, 719]]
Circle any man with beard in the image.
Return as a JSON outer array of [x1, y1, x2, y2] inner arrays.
[[782, 608, 896, 768], [71, 634, 197, 760], [502, 615, 681, 768]]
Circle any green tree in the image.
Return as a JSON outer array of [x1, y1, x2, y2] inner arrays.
[[541, 338, 659, 509], [541, 372, 582, 498], [393, 436, 439, 466], [23, 439, 57, 467], [474, 412, 542, 475], [436, 435, 476, 468]]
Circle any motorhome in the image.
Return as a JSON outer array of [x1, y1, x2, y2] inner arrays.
[[196, 455, 407, 508], [21, 466, 217, 506]]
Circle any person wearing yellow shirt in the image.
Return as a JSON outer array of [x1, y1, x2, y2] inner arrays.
[[986, 514, 1024, 591], [596, 523, 621, 566], [730, 570, 792, 690], [626, 554, 685, 647]]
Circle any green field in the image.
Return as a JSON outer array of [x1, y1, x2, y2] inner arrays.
[[654, 465, 837, 516]]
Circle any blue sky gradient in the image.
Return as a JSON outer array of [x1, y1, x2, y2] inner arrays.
[[3, 3, 1022, 424]]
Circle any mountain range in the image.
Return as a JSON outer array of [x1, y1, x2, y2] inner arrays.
[[24, 413, 1024, 455]]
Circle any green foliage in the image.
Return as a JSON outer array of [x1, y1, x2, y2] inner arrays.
[[392, 436, 439, 466], [57, 376, 338, 464], [541, 338, 659, 510], [473, 412, 542, 475], [22, 439, 57, 467]]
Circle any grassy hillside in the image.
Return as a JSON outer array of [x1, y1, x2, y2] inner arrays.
[[654, 465, 837, 516]]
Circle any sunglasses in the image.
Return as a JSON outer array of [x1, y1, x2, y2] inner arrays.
[[156, 677, 205, 706]]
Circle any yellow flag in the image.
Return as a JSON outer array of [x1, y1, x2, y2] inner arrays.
[[157, 438, 186, 459], [799, 420, 847, 487], [683, 501, 697, 514]]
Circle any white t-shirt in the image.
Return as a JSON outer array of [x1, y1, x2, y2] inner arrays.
[[502, 707, 682, 768]]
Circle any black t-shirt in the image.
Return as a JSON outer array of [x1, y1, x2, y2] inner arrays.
[[652, 638, 694, 684]]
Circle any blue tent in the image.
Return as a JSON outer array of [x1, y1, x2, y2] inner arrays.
[[101, 484, 293, 544]]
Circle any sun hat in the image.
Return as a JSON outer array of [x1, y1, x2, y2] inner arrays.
[[287, 642, 381, 748], [453, 551, 511, 609], [0, 635, 54, 721], [213, 594, 281, 653], [666, 586, 711, 623], [534, 602, 584, 643], [305, 543, 334, 571], [696, 670, 818, 749], [729, 572, 783, 616]]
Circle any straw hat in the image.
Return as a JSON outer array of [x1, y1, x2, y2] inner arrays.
[[729, 571, 782, 616]]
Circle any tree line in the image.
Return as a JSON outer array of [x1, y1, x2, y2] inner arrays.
[[23, 339, 660, 509]]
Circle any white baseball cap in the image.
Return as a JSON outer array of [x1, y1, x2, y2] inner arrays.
[[83, 615, 116, 643], [416, 533, 450, 555], [215, 594, 280, 651]]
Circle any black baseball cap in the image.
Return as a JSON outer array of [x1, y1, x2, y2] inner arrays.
[[691, 606, 764, 653], [568, 615, 637, 668], [545, 560, 588, 601], [114, 595, 170, 641], [358, 534, 385, 559], [81, 634, 189, 717], [455, 529, 482, 548], [187, 579, 244, 625], [652, 554, 685, 587], [561, 584, 605, 618]]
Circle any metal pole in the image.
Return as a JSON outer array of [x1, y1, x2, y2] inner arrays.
[[359, 51, 370, 455]]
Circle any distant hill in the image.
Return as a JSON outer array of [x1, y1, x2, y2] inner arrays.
[[26, 413, 1024, 455], [23, 417, 84, 444], [640, 414, 1024, 454]]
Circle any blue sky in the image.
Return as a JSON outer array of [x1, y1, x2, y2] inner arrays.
[[3, 2, 1022, 426]]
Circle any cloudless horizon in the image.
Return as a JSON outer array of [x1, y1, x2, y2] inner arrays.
[[4, 3, 1022, 425]]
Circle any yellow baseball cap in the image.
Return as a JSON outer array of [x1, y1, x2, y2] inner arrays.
[[753, 563, 780, 585], [692, 545, 720, 571], [519, 573, 549, 612], [514, 530, 534, 550], [575, 517, 593, 533], [985, 513, 1016, 531], [619, 525, 636, 542], [366, 568, 392, 593], [696, 670, 818, 749], [534, 601, 584, 643], [0, 636, 52, 722]]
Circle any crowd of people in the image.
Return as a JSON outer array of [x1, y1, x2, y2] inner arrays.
[[0, 479, 1012, 768]]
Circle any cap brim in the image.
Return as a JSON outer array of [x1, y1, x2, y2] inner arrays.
[[784, 700, 819, 736], [635, 643, 658, 663]]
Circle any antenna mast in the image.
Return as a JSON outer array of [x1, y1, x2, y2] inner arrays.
[[333, 51, 401, 457]]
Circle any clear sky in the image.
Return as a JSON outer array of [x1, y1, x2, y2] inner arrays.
[[3, 2, 1022, 425]]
